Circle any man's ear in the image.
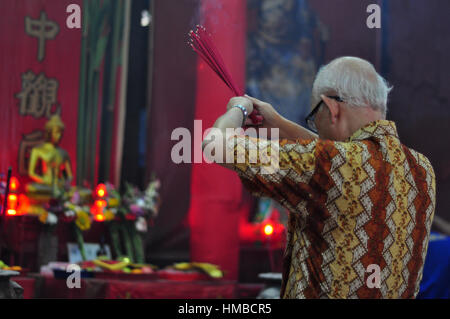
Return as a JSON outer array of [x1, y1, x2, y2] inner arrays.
[[321, 95, 340, 124]]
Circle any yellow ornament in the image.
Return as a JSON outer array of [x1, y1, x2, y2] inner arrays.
[[75, 210, 91, 231], [108, 198, 120, 208], [38, 210, 49, 224], [28, 205, 48, 216], [104, 209, 115, 221]]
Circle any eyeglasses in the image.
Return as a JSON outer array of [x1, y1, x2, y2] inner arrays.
[[305, 96, 344, 133]]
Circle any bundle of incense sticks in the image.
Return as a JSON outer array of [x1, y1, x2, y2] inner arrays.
[[188, 25, 261, 123]]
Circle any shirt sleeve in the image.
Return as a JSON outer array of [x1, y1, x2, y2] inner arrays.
[[226, 134, 318, 212]]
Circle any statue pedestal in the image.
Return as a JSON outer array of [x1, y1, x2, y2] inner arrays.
[[37, 230, 58, 270], [0, 270, 23, 299]]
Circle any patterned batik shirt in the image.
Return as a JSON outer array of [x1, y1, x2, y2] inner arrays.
[[227, 120, 436, 298]]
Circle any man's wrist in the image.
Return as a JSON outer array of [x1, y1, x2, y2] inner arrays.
[[228, 105, 247, 127]]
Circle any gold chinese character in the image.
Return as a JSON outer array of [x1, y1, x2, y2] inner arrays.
[[25, 11, 59, 62], [16, 71, 60, 119]]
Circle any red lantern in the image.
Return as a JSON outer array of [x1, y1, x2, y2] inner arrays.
[[94, 214, 105, 222], [91, 199, 107, 222], [7, 194, 18, 209], [95, 183, 107, 198], [9, 177, 19, 191], [6, 209, 17, 216], [263, 223, 274, 236]]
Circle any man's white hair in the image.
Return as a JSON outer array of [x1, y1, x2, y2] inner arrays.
[[311, 57, 392, 117]]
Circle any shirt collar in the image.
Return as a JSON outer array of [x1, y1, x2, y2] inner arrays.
[[347, 120, 399, 142]]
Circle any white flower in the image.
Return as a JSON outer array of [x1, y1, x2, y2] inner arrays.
[[136, 217, 148, 232], [47, 213, 58, 225], [65, 210, 76, 217], [136, 198, 145, 208]]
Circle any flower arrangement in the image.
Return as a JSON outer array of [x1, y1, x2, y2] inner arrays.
[[62, 189, 93, 261], [37, 208, 58, 225], [4, 174, 161, 266], [30, 187, 93, 230], [121, 178, 160, 226], [106, 177, 161, 263], [63, 190, 92, 231], [37, 199, 65, 228]]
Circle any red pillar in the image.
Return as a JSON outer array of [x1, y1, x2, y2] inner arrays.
[[188, 0, 247, 280]]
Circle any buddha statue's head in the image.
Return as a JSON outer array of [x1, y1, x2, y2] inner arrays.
[[45, 115, 65, 145]]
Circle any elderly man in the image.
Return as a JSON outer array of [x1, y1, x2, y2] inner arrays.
[[202, 56, 436, 298]]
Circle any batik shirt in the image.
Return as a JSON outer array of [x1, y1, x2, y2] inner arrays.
[[228, 120, 436, 298]]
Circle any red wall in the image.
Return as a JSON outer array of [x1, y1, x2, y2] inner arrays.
[[0, 0, 82, 187]]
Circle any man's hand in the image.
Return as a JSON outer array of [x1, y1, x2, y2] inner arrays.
[[226, 96, 254, 114], [244, 94, 318, 140], [243, 95, 283, 129]]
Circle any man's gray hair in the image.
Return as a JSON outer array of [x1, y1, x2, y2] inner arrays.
[[311, 57, 392, 117]]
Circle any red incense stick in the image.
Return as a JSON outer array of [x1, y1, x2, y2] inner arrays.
[[188, 25, 262, 123]]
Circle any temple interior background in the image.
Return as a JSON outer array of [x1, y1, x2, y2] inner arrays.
[[0, 0, 449, 299]]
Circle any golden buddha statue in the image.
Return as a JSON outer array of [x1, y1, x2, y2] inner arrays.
[[26, 115, 73, 199]]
